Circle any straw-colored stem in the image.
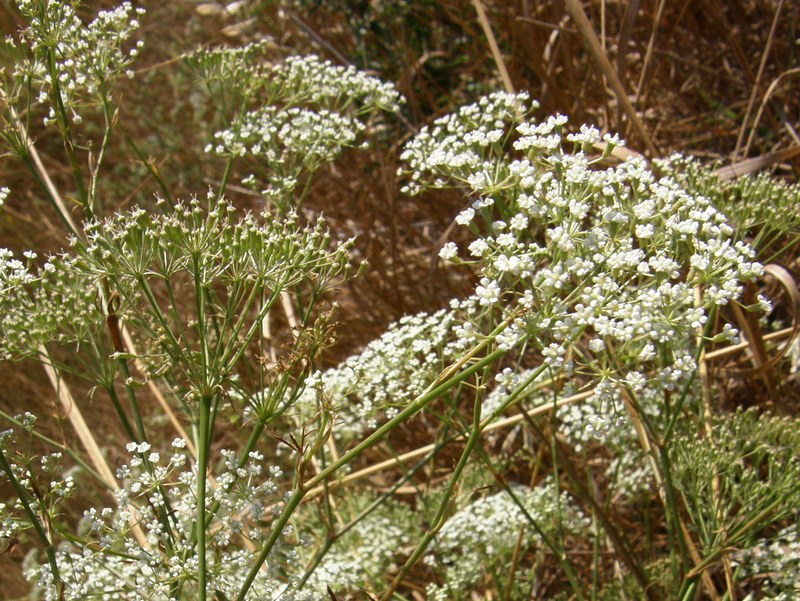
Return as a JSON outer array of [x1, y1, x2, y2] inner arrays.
[[733, 0, 785, 158], [562, 0, 659, 157], [40, 346, 150, 548], [472, 0, 515, 94]]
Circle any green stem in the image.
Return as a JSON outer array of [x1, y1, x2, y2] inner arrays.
[[197, 396, 211, 601], [235, 344, 507, 600], [117, 359, 148, 442], [379, 401, 484, 601], [660, 446, 691, 578], [105, 385, 138, 443], [0, 449, 61, 594], [501, 481, 587, 601], [662, 309, 717, 444], [193, 256, 210, 390], [136, 275, 186, 363], [216, 157, 235, 202], [46, 48, 89, 216], [88, 95, 115, 213], [122, 127, 175, 207], [297, 443, 441, 589], [516, 405, 652, 599]]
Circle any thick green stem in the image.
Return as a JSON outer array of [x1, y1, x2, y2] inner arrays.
[[115, 358, 148, 443], [197, 397, 211, 601], [216, 157, 234, 202], [88, 95, 115, 213], [660, 446, 691, 579], [105, 385, 138, 443]]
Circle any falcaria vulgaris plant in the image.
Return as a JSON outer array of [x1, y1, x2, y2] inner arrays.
[[1, 1, 800, 600]]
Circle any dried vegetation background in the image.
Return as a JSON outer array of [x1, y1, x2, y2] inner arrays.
[[0, 0, 798, 596]]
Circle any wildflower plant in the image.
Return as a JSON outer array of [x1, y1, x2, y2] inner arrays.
[[0, 1, 406, 599], [400, 91, 762, 446], [189, 47, 402, 207], [0, 1, 798, 599], [398, 91, 776, 596]]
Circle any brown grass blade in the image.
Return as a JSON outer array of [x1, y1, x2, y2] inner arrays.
[[726, 265, 800, 393], [733, 0, 786, 158], [472, 0, 515, 94], [715, 146, 800, 181], [562, 0, 659, 157], [634, 0, 667, 109], [40, 347, 149, 548]]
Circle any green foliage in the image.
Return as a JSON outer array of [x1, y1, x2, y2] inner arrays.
[[672, 409, 800, 556]]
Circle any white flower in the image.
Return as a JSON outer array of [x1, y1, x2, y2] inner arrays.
[[456, 207, 475, 225], [438, 242, 458, 261], [476, 278, 501, 306], [468, 238, 490, 257]]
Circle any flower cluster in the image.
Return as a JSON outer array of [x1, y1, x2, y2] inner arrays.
[[0, 192, 353, 400], [0, 247, 97, 361], [7, 426, 417, 600], [193, 49, 401, 202], [735, 523, 800, 600], [298, 309, 458, 438], [24, 440, 297, 601], [12, 0, 145, 124], [657, 153, 800, 239], [426, 478, 588, 600], [297, 498, 416, 600], [401, 92, 762, 438]]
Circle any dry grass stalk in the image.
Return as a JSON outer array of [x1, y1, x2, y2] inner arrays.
[[472, 0, 515, 94], [634, 0, 667, 110], [40, 346, 149, 548], [731, 285, 776, 395], [734, 0, 786, 158], [715, 145, 800, 181], [744, 67, 800, 155], [562, 0, 659, 156]]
